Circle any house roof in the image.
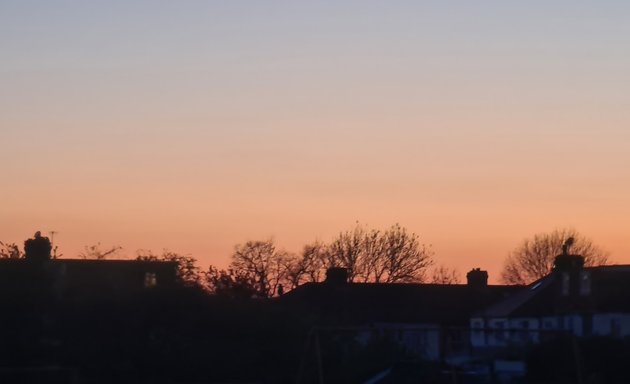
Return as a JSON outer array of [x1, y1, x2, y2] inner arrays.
[[587, 265, 630, 313], [279, 281, 520, 326], [0, 258, 177, 268], [475, 275, 555, 318], [0, 258, 179, 297], [475, 264, 630, 318]]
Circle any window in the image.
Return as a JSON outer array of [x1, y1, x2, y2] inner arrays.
[[144, 272, 157, 288], [517, 320, 532, 342], [449, 329, 465, 352], [471, 319, 484, 340], [611, 318, 621, 337], [580, 271, 591, 295], [561, 273, 570, 296], [494, 321, 506, 341], [565, 316, 573, 331]]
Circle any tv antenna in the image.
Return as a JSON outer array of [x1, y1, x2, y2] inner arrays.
[[49, 230, 58, 258]]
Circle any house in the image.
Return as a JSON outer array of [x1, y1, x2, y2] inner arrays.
[[279, 267, 520, 362], [0, 258, 178, 301], [471, 251, 630, 349]]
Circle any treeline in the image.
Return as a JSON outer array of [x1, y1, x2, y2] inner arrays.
[[2, 226, 611, 290], [1, 224, 463, 298], [207, 223, 437, 298]]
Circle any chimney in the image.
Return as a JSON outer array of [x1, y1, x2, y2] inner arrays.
[[325, 267, 348, 285], [554, 237, 588, 298], [466, 268, 488, 288], [553, 254, 585, 271], [554, 237, 584, 271]]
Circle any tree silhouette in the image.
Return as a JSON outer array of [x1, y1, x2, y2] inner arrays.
[[230, 239, 289, 298], [430, 265, 461, 284], [283, 241, 327, 289], [79, 243, 123, 259], [501, 228, 609, 285], [325, 224, 369, 282], [0, 241, 21, 259], [23, 231, 52, 262], [238, 224, 435, 291], [204, 266, 258, 299], [137, 249, 200, 286], [324, 223, 434, 283]]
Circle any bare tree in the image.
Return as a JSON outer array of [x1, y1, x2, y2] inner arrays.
[[224, 224, 433, 294], [79, 243, 123, 260], [0, 241, 21, 259], [137, 249, 200, 286], [230, 239, 289, 298], [362, 228, 386, 282], [324, 223, 434, 283], [284, 241, 327, 288], [378, 224, 433, 283], [501, 228, 609, 285], [325, 225, 367, 282], [204, 266, 258, 299], [431, 265, 461, 284]]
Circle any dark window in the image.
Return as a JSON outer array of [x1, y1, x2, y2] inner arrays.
[[580, 271, 591, 295], [562, 273, 570, 296]]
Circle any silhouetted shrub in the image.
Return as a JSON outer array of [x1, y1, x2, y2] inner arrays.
[[23, 231, 52, 262]]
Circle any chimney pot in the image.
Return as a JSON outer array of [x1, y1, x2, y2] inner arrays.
[[467, 268, 488, 288]]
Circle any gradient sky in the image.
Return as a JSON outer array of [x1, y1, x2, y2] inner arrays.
[[2, 1, 630, 281]]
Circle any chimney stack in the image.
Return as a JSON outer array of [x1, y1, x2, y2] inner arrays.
[[553, 254, 584, 271], [554, 237, 584, 271], [325, 267, 348, 285], [467, 268, 488, 288]]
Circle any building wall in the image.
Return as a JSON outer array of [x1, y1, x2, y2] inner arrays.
[[592, 313, 630, 337], [0, 259, 178, 302], [560, 314, 583, 337], [401, 327, 441, 360], [486, 318, 509, 347], [360, 323, 442, 361], [541, 316, 559, 331], [470, 317, 485, 347], [471, 315, 586, 348], [471, 312, 630, 348], [508, 318, 540, 344]]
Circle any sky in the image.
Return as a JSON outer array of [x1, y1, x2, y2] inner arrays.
[[1, 1, 630, 282]]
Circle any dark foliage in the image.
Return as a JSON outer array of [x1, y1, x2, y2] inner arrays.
[[23, 231, 52, 262], [136, 250, 200, 287], [204, 266, 258, 299], [0, 241, 21, 259]]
